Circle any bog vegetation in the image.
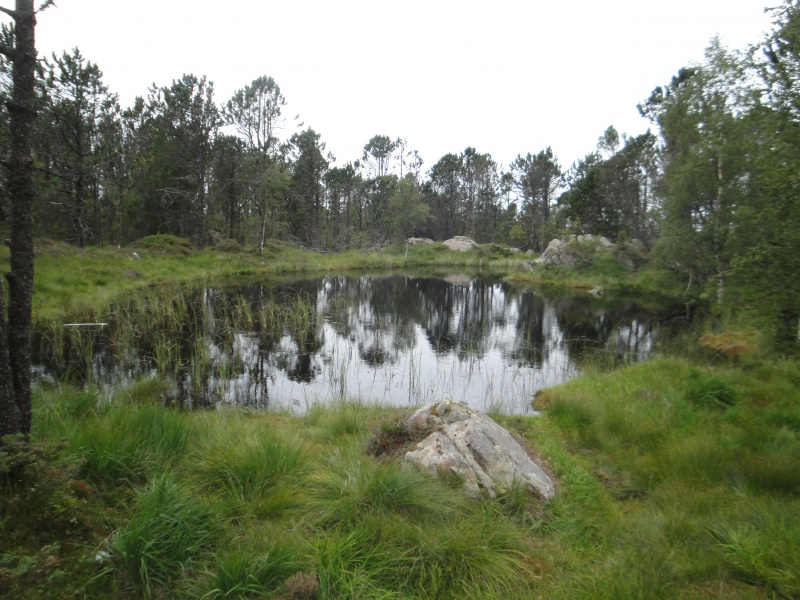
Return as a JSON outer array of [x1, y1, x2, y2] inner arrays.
[[1, 237, 798, 599], [1, 1, 800, 599]]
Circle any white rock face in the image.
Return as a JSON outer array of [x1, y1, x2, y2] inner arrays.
[[442, 236, 479, 251], [407, 237, 434, 245], [403, 399, 555, 500]]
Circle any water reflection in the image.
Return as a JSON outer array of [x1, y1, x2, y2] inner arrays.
[[33, 274, 682, 414]]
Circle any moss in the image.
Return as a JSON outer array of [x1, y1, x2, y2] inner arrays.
[[130, 234, 194, 254]]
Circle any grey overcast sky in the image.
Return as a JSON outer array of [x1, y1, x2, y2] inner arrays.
[[27, 0, 774, 172]]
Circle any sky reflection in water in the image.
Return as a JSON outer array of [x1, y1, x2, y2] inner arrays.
[[36, 273, 680, 414], [202, 273, 670, 414]]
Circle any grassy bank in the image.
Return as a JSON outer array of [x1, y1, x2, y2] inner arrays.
[[1, 238, 531, 324], [2, 354, 799, 598], [0, 236, 682, 326]]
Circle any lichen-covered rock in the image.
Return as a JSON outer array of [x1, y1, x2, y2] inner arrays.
[[442, 236, 479, 251], [532, 234, 619, 269], [533, 238, 578, 268], [403, 399, 555, 500], [407, 237, 434, 245]]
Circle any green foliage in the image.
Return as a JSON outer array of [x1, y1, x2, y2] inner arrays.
[[307, 446, 454, 528], [714, 502, 800, 597], [109, 474, 219, 597], [686, 370, 738, 409], [33, 237, 76, 258], [9, 363, 800, 599], [191, 415, 308, 506], [131, 234, 194, 254], [537, 355, 800, 598], [204, 543, 305, 599], [313, 515, 531, 599], [307, 400, 373, 443], [71, 403, 192, 484], [214, 237, 245, 252]]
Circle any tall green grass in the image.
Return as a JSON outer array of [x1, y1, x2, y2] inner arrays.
[[202, 542, 305, 599], [109, 474, 219, 597], [307, 445, 455, 528], [32, 381, 192, 486], [191, 412, 309, 511], [533, 356, 800, 598], [10, 351, 800, 599]]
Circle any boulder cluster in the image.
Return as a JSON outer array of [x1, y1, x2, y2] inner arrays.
[[528, 234, 649, 270]]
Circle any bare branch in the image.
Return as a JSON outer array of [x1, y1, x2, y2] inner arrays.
[[36, 0, 55, 13], [0, 6, 16, 19]]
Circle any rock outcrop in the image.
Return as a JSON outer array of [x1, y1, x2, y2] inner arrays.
[[533, 238, 578, 268], [442, 236, 479, 252], [403, 399, 555, 500], [534, 235, 614, 267], [531, 234, 648, 271], [407, 237, 434, 246]]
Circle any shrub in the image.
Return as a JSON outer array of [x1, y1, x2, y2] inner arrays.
[[131, 234, 193, 255], [215, 238, 245, 253]]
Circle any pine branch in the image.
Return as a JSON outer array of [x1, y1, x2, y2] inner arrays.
[[37, 0, 55, 13]]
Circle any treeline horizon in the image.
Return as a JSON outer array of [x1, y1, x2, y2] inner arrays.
[[1, 1, 800, 347]]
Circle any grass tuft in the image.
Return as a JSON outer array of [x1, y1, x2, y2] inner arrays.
[[307, 446, 456, 528], [109, 474, 219, 597]]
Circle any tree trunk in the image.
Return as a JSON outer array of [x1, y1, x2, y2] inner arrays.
[[0, 0, 37, 440], [0, 285, 23, 438]]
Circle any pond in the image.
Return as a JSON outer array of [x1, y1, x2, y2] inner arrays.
[[33, 272, 686, 414]]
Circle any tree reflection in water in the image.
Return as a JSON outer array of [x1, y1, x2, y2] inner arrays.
[[33, 274, 683, 414]]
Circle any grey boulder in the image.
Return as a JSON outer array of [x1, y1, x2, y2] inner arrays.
[[442, 236, 479, 251], [403, 399, 555, 500]]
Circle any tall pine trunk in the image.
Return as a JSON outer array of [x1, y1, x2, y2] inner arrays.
[[0, 0, 37, 440]]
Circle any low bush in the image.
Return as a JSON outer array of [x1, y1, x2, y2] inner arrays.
[[215, 238, 245, 253], [130, 234, 194, 255]]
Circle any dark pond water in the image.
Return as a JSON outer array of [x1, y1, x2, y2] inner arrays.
[[34, 273, 686, 414]]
